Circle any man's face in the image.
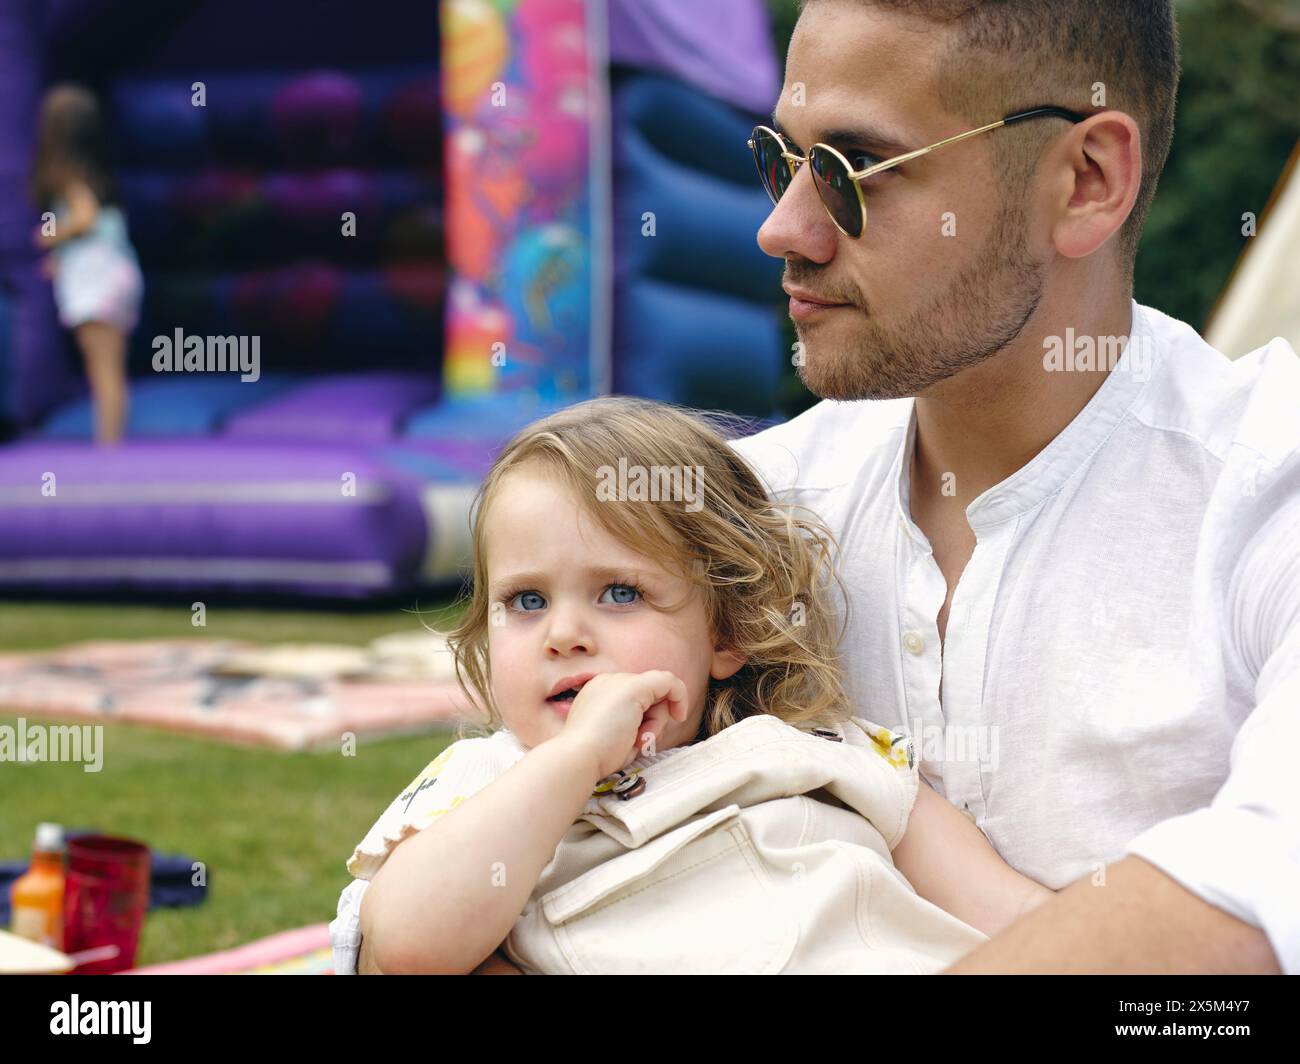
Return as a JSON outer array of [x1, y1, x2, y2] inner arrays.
[[758, 0, 1047, 401]]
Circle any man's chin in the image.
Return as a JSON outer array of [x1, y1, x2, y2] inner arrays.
[[795, 358, 911, 403]]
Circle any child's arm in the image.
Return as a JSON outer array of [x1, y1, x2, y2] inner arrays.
[[890, 777, 1055, 938], [36, 179, 100, 248], [359, 734, 603, 974], [358, 925, 522, 975]]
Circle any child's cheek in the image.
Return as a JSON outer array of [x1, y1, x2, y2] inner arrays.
[[617, 623, 684, 678], [488, 624, 531, 697]]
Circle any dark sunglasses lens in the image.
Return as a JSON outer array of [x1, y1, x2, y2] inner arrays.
[[751, 129, 792, 205], [809, 145, 863, 237]]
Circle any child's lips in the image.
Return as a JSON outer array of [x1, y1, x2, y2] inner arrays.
[[545, 674, 594, 712], [548, 698, 572, 719]]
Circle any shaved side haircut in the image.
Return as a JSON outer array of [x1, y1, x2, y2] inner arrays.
[[797, 0, 1181, 266]]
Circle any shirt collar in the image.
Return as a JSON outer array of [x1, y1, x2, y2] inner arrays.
[[894, 299, 1160, 536]]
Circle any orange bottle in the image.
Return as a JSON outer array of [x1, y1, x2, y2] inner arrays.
[[9, 822, 65, 950]]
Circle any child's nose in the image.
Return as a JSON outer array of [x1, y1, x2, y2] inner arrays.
[[543, 604, 595, 656]]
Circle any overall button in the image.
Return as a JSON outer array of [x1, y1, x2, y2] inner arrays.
[[612, 776, 646, 800], [903, 631, 925, 655], [593, 768, 639, 797]]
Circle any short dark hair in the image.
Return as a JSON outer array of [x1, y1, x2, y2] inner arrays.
[[797, 0, 1181, 267]]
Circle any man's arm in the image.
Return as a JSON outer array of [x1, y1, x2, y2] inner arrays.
[[943, 854, 1282, 973], [952, 486, 1300, 975], [892, 777, 1055, 937]]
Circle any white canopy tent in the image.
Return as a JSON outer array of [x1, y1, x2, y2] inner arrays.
[[1205, 140, 1300, 360]]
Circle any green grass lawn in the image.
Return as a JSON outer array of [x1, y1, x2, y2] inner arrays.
[[0, 596, 466, 966], [1, 715, 457, 965]]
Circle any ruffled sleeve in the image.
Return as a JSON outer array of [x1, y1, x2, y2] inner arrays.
[[344, 729, 528, 880]]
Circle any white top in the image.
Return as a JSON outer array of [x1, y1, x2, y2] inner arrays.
[[329, 729, 688, 974], [728, 300, 1300, 974]]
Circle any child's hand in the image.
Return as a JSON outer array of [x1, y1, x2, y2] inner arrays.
[[558, 670, 689, 779]]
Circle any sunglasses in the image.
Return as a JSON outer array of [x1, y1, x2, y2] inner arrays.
[[748, 106, 1088, 239]]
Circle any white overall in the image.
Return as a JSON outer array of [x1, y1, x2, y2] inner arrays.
[[503, 713, 988, 974]]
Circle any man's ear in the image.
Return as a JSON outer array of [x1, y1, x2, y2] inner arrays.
[[710, 646, 747, 681], [1049, 110, 1142, 260]]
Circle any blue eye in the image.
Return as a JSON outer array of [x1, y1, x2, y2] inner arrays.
[[600, 583, 641, 605], [510, 590, 546, 612]]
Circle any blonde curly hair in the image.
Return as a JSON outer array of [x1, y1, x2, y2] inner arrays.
[[444, 396, 853, 742]]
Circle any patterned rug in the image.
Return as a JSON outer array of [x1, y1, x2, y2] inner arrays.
[[0, 632, 477, 751], [121, 924, 334, 975]]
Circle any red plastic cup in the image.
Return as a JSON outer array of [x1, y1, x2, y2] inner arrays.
[[62, 835, 151, 974]]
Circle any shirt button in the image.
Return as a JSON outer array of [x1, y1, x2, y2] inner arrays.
[[903, 631, 925, 655]]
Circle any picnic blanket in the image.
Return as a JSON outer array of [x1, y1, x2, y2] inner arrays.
[[0, 631, 476, 750], [121, 923, 334, 975]]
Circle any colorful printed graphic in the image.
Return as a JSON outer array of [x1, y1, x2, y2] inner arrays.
[[440, 0, 609, 401]]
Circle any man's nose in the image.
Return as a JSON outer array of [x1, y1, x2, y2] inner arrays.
[[756, 162, 840, 264]]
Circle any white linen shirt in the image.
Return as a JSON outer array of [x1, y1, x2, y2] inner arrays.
[[728, 300, 1300, 973]]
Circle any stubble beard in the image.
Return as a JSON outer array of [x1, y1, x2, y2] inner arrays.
[[794, 199, 1046, 401]]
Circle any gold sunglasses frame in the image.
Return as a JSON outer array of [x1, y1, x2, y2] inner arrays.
[[748, 106, 1089, 238]]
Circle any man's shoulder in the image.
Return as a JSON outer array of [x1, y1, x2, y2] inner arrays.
[[728, 396, 912, 496], [1135, 302, 1300, 468], [1134, 304, 1300, 583], [1219, 335, 1300, 468]]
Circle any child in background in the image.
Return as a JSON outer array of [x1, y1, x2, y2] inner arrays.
[[331, 397, 1055, 974], [30, 83, 142, 445]]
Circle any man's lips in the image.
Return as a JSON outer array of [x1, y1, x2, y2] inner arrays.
[[785, 286, 851, 322]]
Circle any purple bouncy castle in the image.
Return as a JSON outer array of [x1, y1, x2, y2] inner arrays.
[[0, 0, 786, 598]]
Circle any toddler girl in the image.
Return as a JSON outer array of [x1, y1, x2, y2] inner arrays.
[[30, 84, 143, 444], [331, 396, 1053, 974]]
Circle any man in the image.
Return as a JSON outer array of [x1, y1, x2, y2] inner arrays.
[[726, 0, 1296, 973], [435, 0, 1293, 977]]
